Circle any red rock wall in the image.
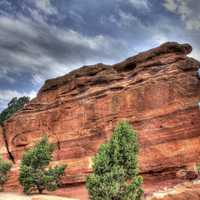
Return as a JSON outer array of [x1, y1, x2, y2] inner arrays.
[[1, 42, 200, 199], [0, 126, 7, 158]]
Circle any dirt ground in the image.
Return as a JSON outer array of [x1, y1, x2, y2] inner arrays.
[[0, 193, 78, 200]]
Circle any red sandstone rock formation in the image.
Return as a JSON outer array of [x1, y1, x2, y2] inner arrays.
[[1, 42, 200, 199]]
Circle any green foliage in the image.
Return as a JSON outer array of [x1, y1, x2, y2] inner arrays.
[[86, 121, 143, 200], [0, 96, 30, 125], [0, 156, 12, 191], [19, 136, 66, 194]]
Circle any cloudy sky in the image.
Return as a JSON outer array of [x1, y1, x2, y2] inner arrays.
[[0, 0, 199, 111]]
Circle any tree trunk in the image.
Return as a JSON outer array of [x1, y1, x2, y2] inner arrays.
[[37, 186, 44, 194], [0, 185, 3, 192]]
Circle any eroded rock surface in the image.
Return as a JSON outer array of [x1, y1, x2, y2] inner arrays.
[[1, 42, 200, 199]]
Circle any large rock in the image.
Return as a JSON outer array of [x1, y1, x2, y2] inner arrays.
[[1, 42, 200, 199]]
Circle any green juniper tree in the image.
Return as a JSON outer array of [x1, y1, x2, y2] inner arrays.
[[19, 136, 66, 194], [86, 121, 143, 200], [0, 156, 12, 191], [0, 96, 30, 125]]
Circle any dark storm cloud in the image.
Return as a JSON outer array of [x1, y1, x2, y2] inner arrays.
[[0, 14, 127, 84], [0, 0, 189, 85], [0, 0, 160, 87]]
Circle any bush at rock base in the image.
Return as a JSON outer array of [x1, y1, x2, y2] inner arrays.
[[86, 121, 143, 200], [0, 155, 12, 191], [19, 136, 66, 194]]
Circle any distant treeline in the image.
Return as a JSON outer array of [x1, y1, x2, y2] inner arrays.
[[0, 96, 30, 125]]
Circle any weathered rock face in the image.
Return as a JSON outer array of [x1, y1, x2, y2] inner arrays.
[[1, 42, 200, 199], [0, 126, 7, 158]]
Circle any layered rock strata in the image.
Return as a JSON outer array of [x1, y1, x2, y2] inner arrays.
[[1, 42, 200, 199]]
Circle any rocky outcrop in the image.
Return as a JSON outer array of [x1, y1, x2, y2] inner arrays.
[[1, 42, 200, 199]]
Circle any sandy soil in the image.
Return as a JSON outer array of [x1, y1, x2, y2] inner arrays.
[[0, 193, 78, 200], [146, 180, 200, 200]]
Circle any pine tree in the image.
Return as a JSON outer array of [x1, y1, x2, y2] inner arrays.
[[19, 136, 66, 194], [0, 156, 12, 191], [0, 96, 30, 125], [86, 121, 143, 200]]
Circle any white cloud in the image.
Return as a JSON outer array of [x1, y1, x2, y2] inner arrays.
[[32, 74, 45, 85], [108, 9, 145, 29], [117, 10, 139, 27], [190, 47, 200, 61], [186, 20, 200, 31], [0, 67, 16, 83], [163, 0, 190, 18], [34, 0, 57, 15], [163, 0, 177, 12], [0, 90, 36, 100], [163, 0, 200, 31], [128, 0, 150, 10], [0, 89, 37, 111]]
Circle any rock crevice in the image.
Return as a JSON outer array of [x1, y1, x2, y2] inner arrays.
[[0, 124, 15, 163]]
